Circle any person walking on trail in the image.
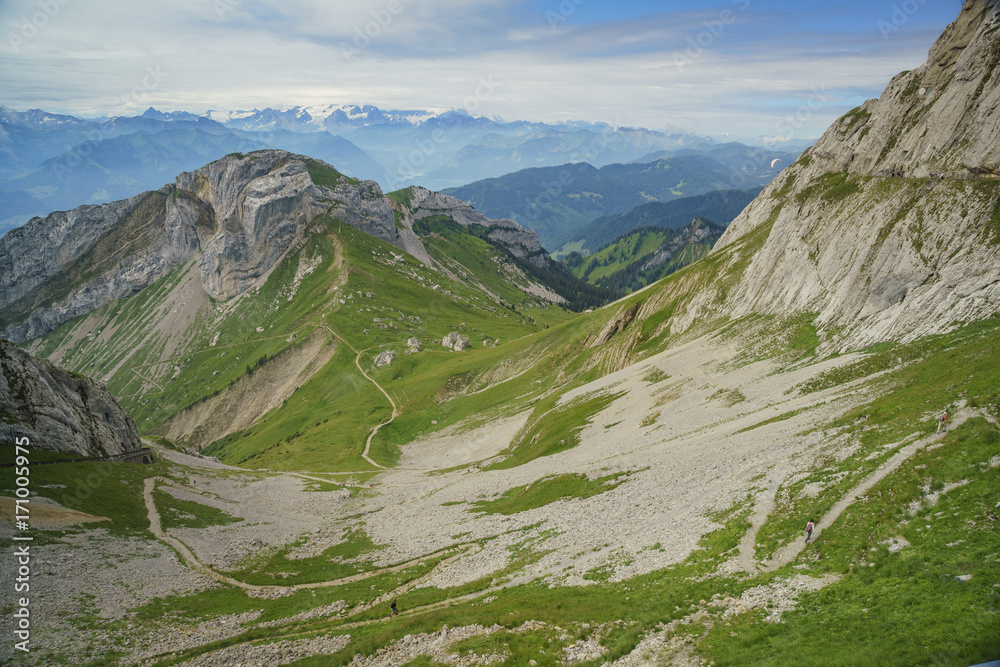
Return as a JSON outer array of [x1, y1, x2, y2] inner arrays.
[[805, 520, 815, 543], [389, 599, 398, 618], [937, 411, 948, 433]]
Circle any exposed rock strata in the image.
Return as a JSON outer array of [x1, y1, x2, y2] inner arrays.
[[442, 331, 472, 351], [0, 151, 558, 344], [0, 340, 141, 456], [688, 0, 1000, 350], [407, 186, 548, 263], [1, 151, 363, 342]]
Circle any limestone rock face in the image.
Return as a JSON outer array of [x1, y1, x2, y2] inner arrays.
[[0, 340, 141, 457], [702, 1, 1000, 349], [792, 0, 1000, 180], [407, 186, 546, 259], [182, 156, 320, 301], [406, 337, 422, 354], [0, 151, 395, 342]]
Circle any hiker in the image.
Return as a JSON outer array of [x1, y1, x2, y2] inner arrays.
[[389, 599, 398, 617], [805, 520, 815, 542], [938, 411, 947, 433]]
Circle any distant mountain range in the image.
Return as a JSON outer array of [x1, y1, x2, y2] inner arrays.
[[560, 187, 762, 256], [442, 150, 789, 251], [0, 103, 798, 235]]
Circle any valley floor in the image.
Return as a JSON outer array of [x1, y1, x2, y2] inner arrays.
[[2, 326, 998, 666]]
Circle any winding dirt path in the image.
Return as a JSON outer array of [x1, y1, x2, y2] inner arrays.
[[143, 476, 463, 592], [314, 322, 400, 469], [761, 407, 978, 570], [725, 407, 981, 574], [142, 471, 501, 665]]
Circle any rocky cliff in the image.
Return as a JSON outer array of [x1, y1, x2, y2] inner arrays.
[[405, 186, 549, 265], [0, 152, 398, 342], [639, 218, 724, 274], [0, 151, 559, 344], [697, 0, 1000, 349], [0, 339, 141, 456]]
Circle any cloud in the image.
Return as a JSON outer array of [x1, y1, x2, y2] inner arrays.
[[0, 0, 959, 136]]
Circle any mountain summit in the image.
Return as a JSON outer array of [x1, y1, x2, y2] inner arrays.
[[674, 0, 1000, 350], [0, 151, 587, 344]]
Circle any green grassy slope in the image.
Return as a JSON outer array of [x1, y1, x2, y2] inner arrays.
[[6, 318, 998, 667], [562, 220, 724, 293], [26, 183, 605, 470], [7, 164, 1000, 667]]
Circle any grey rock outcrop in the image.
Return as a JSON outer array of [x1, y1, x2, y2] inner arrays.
[[667, 1, 1000, 350], [442, 332, 471, 351], [0, 340, 141, 457], [0, 151, 395, 343], [790, 0, 1000, 180], [639, 218, 724, 274], [407, 186, 548, 262], [374, 350, 398, 367], [406, 337, 422, 354]]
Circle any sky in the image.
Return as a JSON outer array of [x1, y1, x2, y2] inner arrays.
[[0, 0, 962, 140]]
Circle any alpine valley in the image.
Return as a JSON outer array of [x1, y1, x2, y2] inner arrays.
[[1, 2, 999, 667]]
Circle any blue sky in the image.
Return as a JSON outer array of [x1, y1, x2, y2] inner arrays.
[[0, 0, 961, 140]]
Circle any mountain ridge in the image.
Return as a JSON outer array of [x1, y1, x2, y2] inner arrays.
[[0, 151, 578, 344], [443, 155, 781, 249]]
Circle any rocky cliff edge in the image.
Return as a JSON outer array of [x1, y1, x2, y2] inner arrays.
[[701, 0, 1000, 349], [1, 339, 141, 456]]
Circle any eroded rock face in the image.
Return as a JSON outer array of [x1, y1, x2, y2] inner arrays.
[[0, 340, 141, 457], [407, 186, 545, 259], [0, 151, 394, 342], [592, 302, 641, 347], [702, 1, 1000, 349], [797, 0, 1000, 180]]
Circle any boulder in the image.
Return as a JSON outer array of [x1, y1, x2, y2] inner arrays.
[[442, 332, 471, 351], [374, 350, 398, 367], [406, 338, 422, 354]]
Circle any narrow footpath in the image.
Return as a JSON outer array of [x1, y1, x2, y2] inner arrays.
[[143, 476, 463, 592], [723, 407, 981, 574], [315, 322, 400, 469]]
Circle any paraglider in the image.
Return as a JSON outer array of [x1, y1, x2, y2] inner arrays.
[[770, 158, 782, 168]]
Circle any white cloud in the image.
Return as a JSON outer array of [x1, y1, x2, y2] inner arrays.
[[0, 0, 957, 136]]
